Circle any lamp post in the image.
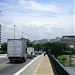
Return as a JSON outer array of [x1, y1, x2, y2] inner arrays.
[[0, 11, 1, 49], [0, 24, 1, 49], [22, 32, 24, 38], [14, 25, 16, 54], [14, 25, 16, 39]]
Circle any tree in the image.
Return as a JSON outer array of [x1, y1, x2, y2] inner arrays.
[[33, 44, 41, 51], [26, 39, 33, 47], [1, 42, 7, 53], [48, 42, 67, 58]]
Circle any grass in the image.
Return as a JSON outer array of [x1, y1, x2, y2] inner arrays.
[[57, 55, 75, 67], [71, 64, 75, 67]]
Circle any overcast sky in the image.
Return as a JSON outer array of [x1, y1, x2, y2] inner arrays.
[[0, 0, 74, 42]]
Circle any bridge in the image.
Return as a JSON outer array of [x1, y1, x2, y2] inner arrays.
[[0, 54, 72, 75], [14, 54, 71, 75]]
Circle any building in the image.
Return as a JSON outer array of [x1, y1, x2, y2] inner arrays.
[[38, 39, 49, 44], [50, 37, 61, 43], [33, 40, 38, 45], [33, 39, 49, 44], [61, 36, 75, 46]]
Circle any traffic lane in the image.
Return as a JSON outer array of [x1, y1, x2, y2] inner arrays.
[[0, 54, 8, 64], [0, 58, 34, 75], [0, 57, 8, 64], [0, 57, 10, 71]]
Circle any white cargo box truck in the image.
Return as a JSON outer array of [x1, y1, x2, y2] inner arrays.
[[27, 47, 34, 58], [27, 47, 34, 54], [7, 39, 27, 62]]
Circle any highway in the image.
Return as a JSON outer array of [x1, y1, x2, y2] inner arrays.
[[0, 54, 35, 75]]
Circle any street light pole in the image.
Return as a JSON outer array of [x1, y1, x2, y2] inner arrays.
[[14, 25, 16, 39], [14, 25, 16, 55], [22, 32, 24, 38], [0, 11, 1, 49]]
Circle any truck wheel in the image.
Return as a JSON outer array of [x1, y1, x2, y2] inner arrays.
[[10, 60, 13, 63], [20, 59, 24, 63], [24, 59, 26, 62], [14, 60, 18, 63]]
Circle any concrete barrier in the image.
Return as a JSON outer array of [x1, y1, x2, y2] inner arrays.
[[48, 55, 71, 75]]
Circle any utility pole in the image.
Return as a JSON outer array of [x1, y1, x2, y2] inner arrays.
[[22, 32, 24, 38], [14, 25, 16, 55], [0, 24, 1, 49], [14, 25, 16, 39], [0, 11, 1, 49]]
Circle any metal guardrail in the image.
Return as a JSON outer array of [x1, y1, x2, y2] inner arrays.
[[48, 55, 71, 75]]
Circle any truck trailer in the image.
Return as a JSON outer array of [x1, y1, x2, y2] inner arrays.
[[7, 39, 27, 62]]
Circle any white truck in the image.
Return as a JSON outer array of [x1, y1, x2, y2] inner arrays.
[[27, 47, 35, 58], [7, 39, 27, 62]]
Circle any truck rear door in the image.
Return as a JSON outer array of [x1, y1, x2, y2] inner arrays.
[[7, 40, 22, 57], [14, 40, 22, 57], [7, 40, 14, 57]]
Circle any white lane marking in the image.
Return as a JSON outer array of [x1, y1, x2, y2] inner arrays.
[[34, 55, 44, 75], [14, 55, 42, 75]]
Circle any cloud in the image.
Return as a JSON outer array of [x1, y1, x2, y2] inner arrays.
[[0, 11, 74, 42], [18, 0, 59, 13], [0, 0, 74, 42]]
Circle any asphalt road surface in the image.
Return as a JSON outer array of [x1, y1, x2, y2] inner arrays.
[[0, 54, 34, 75]]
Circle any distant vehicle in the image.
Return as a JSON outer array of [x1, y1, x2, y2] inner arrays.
[[35, 51, 39, 55], [27, 47, 34, 58], [27, 47, 34, 53], [33, 53, 36, 57], [39, 51, 43, 55], [27, 52, 33, 58], [7, 39, 27, 63]]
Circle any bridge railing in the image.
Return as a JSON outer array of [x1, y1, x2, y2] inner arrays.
[[48, 54, 71, 75]]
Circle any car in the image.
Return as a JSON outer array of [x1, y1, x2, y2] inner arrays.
[[27, 52, 33, 59], [35, 51, 39, 55], [33, 53, 36, 57], [39, 51, 43, 55]]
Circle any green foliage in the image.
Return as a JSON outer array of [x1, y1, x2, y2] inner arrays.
[[33, 44, 41, 51], [33, 42, 68, 57], [0, 42, 7, 54], [42, 42, 67, 57], [57, 55, 66, 63], [26, 39, 33, 47], [71, 48, 75, 54], [57, 55, 75, 67], [49, 42, 67, 57]]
